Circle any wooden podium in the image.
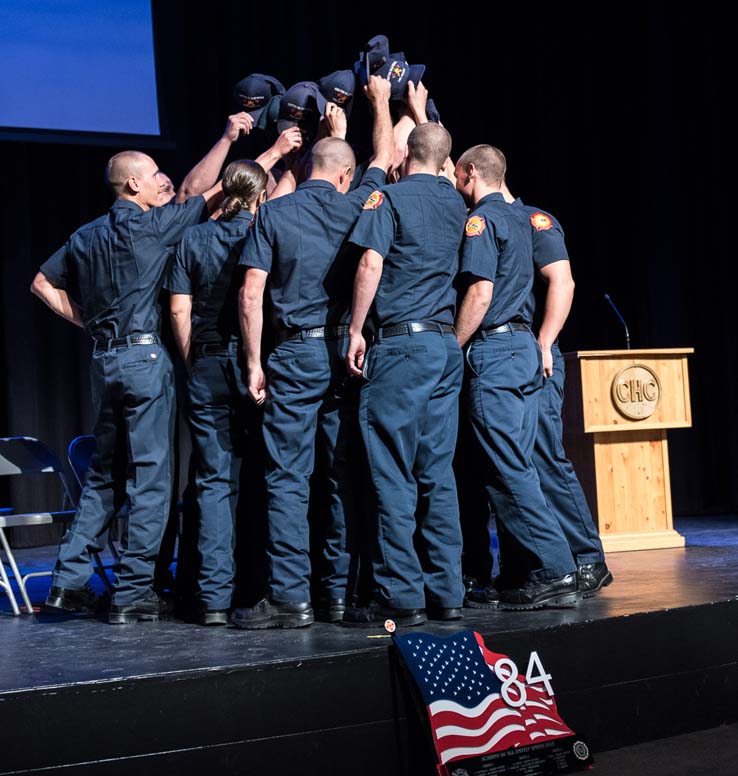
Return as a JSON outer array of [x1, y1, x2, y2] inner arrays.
[[562, 349, 693, 552]]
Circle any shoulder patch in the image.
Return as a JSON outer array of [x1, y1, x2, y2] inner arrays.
[[363, 191, 385, 210], [530, 212, 553, 231], [465, 215, 486, 237]]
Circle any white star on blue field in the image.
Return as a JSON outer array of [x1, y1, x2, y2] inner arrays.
[[394, 630, 503, 707]]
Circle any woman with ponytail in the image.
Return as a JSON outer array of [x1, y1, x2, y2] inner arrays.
[[165, 159, 268, 626]]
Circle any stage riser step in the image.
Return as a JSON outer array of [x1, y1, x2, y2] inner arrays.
[[2, 601, 737, 775]]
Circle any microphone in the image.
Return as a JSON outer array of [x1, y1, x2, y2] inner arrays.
[[603, 293, 631, 350]]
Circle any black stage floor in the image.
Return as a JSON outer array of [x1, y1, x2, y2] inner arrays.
[[2, 515, 738, 775]]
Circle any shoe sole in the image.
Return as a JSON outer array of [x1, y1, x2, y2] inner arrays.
[[230, 613, 314, 630], [199, 613, 229, 626], [499, 591, 579, 611], [341, 613, 428, 628], [315, 610, 346, 623], [42, 599, 96, 615], [108, 612, 171, 625], [464, 599, 500, 610], [578, 571, 614, 599]]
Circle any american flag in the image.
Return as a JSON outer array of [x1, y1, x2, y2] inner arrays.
[[394, 630, 574, 767]]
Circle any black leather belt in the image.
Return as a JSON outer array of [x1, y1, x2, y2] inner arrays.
[[192, 342, 239, 358], [93, 333, 160, 353], [276, 325, 349, 345], [479, 322, 531, 336], [379, 321, 456, 338]]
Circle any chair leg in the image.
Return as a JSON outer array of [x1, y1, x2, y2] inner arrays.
[[0, 527, 34, 614], [0, 554, 21, 616], [92, 552, 114, 591], [107, 538, 121, 563]]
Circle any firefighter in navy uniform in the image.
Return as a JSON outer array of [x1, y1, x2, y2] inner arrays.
[[343, 122, 468, 628], [463, 197, 612, 605], [31, 150, 221, 624], [453, 144, 579, 610], [166, 160, 274, 626], [232, 75, 393, 630]]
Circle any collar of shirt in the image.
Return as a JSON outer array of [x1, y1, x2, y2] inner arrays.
[[399, 173, 439, 184], [227, 209, 254, 222], [476, 191, 507, 208], [297, 179, 337, 192], [111, 199, 145, 212]]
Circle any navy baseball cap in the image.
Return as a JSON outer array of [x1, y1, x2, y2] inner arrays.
[[277, 81, 328, 138], [233, 74, 286, 122], [353, 35, 425, 100], [354, 34, 391, 85], [376, 53, 426, 101], [318, 70, 356, 117]]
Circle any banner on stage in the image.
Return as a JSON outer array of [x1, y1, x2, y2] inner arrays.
[[393, 630, 593, 775]]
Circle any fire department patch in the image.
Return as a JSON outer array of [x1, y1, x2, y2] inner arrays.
[[465, 215, 486, 237], [363, 191, 384, 210], [530, 212, 553, 231]]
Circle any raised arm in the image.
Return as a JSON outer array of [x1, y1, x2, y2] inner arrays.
[[30, 272, 83, 328], [537, 260, 575, 377], [255, 127, 304, 174], [322, 102, 348, 140], [364, 75, 394, 173], [267, 147, 303, 201], [405, 81, 429, 126], [176, 112, 253, 203]]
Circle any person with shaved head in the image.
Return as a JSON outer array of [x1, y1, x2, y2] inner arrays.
[[452, 144, 579, 611], [341, 122, 468, 628], [30, 145, 224, 624], [232, 75, 393, 630]]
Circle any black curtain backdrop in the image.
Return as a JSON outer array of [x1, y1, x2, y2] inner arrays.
[[1, 3, 733, 524]]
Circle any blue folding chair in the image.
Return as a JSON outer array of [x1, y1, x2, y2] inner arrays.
[[0, 436, 111, 614]]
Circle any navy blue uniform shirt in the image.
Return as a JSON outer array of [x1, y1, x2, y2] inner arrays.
[[40, 197, 207, 340], [512, 199, 569, 331], [348, 174, 467, 327], [239, 166, 386, 331], [459, 192, 534, 329], [165, 210, 252, 347]]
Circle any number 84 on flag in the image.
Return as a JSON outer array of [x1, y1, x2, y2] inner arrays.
[[393, 630, 586, 770]]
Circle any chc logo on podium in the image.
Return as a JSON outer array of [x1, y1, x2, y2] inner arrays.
[[611, 364, 661, 420]]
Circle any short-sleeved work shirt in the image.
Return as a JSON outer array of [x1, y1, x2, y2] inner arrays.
[[458, 192, 534, 329], [348, 173, 467, 328], [239, 166, 387, 331], [165, 210, 252, 347], [40, 197, 207, 340]]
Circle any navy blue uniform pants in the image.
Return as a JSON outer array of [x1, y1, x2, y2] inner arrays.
[[187, 347, 251, 610], [532, 342, 604, 565], [262, 335, 355, 603], [359, 330, 464, 610], [52, 342, 175, 605], [464, 329, 576, 585]]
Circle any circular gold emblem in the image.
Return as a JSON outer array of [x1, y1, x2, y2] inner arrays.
[[611, 364, 661, 420]]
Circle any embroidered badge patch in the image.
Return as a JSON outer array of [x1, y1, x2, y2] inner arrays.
[[530, 212, 553, 231], [465, 215, 486, 237], [389, 62, 407, 82], [363, 191, 384, 210]]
